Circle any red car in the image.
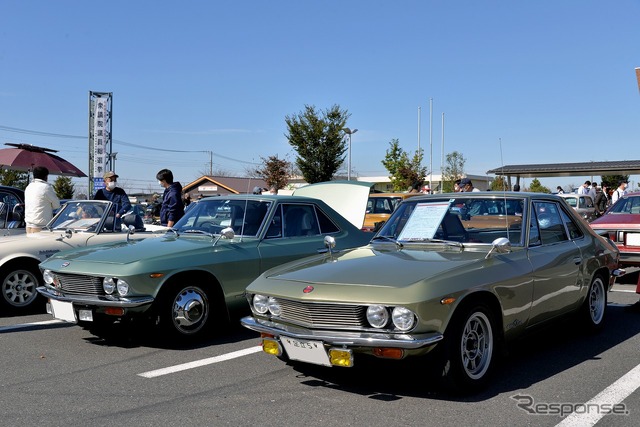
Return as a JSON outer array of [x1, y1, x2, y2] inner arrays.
[[590, 193, 640, 269]]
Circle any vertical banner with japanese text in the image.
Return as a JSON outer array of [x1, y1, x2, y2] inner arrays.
[[89, 92, 112, 196]]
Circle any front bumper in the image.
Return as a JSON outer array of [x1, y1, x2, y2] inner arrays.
[[37, 285, 154, 308], [240, 316, 443, 350]]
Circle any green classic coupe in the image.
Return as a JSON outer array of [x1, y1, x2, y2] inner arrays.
[[37, 182, 372, 342], [241, 192, 622, 392]]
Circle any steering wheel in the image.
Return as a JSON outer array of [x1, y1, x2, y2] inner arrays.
[[198, 221, 224, 233]]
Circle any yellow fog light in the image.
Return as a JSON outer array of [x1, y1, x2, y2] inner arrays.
[[329, 348, 353, 367], [262, 338, 282, 356]]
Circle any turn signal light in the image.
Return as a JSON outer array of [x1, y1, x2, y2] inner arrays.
[[373, 348, 404, 359], [104, 307, 125, 316]]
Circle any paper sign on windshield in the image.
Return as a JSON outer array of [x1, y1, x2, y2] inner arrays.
[[398, 202, 451, 240]]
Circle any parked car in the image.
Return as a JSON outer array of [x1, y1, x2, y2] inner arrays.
[[362, 192, 421, 232], [590, 192, 640, 267], [0, 185, 25, 237], [37, 182, 373, 342], [558, 193, 597, 222], [241, 192, 621, 393], [0, 200, 164, 312]]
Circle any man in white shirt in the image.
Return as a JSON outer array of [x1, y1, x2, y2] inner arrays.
[[25, 166, 60, 233], [577, 180, 590, 195], [611, 180, 628, 205], [588, 182, 597, 201]]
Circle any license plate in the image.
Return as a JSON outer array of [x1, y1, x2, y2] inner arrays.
[[49, 299, 77, 323], [626, 233, 640, 247], [280, 336, 331, 366]]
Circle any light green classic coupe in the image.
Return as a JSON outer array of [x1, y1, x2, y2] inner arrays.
[[37, 182, 373, 342], [241, 192, 622, 392]]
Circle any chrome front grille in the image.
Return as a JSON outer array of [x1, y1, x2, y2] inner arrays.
[[54, 273, 104, 296], [276, 299, 366, 329]]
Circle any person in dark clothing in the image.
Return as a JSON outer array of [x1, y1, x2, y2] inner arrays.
[[94, 171, 132, 221], [594, 184, 609, 216], [156, 168, 185, 227]]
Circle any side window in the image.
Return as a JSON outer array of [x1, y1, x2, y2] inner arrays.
[[316, 207, 340, 234], [282, 204, 320, 237], [534, 201, 568, 244], [528, 207, 541, 246], [265, 205, 283, 238], [561, 209, 583, 239]]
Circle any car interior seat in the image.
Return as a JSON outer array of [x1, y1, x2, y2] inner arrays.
[[123, 213, 145, 231]]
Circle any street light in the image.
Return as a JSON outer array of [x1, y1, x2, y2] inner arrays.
[[343, 127, 358, 180]]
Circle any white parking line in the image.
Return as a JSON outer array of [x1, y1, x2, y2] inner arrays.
[[138, 345, 263, 378], [0, 319, 64, 332], [555, 363, 640, 427]]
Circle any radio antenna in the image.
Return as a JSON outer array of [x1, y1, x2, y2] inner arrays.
[[499, 138, 510, 242]]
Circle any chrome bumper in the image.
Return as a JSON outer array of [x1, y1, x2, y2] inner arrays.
[[240, 316, 443, 349], [36, 286, 154, 308]]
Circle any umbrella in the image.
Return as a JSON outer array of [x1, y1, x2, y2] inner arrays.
[[0, 143, 87, 177]]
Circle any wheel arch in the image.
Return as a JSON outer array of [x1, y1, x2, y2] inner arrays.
[[448, 290, 504, 340], [155, 269, 230, 323]]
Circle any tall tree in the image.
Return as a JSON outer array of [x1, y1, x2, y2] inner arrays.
[[53, 176, 75, 199], [285, 104, 349, 184], [528, 178, 551, 193], [601, 174, 629, 189], [381, 139, 427, 191], [442, 151, 466, 193], [0, 169, 29, 190], [254, 155, 291, 190], [490, 175, 508, 191]]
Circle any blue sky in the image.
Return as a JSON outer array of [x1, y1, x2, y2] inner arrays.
[[1, 0, 639, 194]]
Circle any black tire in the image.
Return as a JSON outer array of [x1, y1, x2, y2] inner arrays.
[[155, 284, 211, 341], [0, 263, 43, 312], [581, 274, 607, 331], [440, 303, 497, 393]]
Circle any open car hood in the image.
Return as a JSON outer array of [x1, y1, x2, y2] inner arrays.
[[293, 180, 372, 229]]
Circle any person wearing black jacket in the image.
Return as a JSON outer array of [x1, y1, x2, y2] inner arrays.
[[156, 168, 185, 227], [94, 171, 131, 220]]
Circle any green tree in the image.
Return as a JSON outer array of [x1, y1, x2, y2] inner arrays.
[[285, 104, 349, 184], [254, 155, 291, 190], [53, 176, 75, 199], [442, 151, 466, 193], [381, 139, 427, 191], [0, 169, 29, 190], [527, 178, 551, 193], [490, 175, 508, 191]]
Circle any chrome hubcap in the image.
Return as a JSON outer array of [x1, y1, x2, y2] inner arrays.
[[172, 287, 209, 334], [589, 279, 605, 324]]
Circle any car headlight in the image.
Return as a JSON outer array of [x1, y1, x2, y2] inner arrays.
[[267, 297, 281, 316], [253, 294, 269, 314], [116, 279, 129, 296], [103, 277, 116, 294], [366, 305, 389, 328], [43, 269, 54, 285], [392, 306, 416, 331]]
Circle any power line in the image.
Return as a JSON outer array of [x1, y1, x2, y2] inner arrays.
[[0, 124, 261, 165]]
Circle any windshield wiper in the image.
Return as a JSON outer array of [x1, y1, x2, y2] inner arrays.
[[181, 229, 214, 237], [404, 238, 464, 248], [371, 235, 403, 249]]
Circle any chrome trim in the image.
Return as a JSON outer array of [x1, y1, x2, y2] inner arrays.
[[240, 316, 443, 349], [36, 286, 154, 308]]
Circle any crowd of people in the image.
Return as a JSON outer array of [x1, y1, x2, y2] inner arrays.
[[23, 167, 186, 232]]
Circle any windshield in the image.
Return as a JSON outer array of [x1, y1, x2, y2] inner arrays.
[[48, 201, 110, 232], [608, 195, 640, 214], [376, 196, 525, 245], [173, 198, 272, 237]]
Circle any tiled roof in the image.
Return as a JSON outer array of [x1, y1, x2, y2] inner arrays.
[[182, 176, 268, 195], [486, 161, 640, 178]]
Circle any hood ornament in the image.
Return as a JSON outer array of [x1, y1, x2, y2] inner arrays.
[[303, 286, 314, 294]]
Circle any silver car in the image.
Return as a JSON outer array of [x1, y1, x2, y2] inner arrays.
[[558, 193, 597, 222]]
